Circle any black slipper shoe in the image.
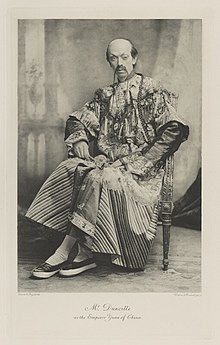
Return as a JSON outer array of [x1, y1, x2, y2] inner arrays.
[[31, 261, 68, 279], [59, 258, 97, 277]]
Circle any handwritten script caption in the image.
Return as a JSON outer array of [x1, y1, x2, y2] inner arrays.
[[73, 303, 142, 322]]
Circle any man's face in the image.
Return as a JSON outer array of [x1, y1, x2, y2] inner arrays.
[[107, 39, 137, 82]]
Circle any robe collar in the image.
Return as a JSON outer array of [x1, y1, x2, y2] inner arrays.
[[113, 73, 142, 91]]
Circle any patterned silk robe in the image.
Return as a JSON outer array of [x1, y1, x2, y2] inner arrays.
[[26, 73, 189, 269]]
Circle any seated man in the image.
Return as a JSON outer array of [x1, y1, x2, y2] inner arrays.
[[26, 38, 189, 278]]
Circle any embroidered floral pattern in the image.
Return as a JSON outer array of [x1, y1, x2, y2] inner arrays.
[[66, 73, 179, 178]]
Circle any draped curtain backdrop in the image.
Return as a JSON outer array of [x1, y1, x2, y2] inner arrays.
[[18, 19, 201, 209]]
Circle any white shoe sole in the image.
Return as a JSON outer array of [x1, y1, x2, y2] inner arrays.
[[59, 263, 97, 277], [32, 269, 60, 279]]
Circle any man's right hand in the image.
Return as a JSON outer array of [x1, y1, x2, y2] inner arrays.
[[73, 141, 90, 160]]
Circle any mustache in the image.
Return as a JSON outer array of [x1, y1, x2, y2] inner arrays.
[[116, 65, 127, 72]]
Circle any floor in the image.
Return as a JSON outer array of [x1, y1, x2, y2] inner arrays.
[[18, 217, 201, 293]]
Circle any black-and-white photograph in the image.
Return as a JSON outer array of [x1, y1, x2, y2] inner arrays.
[[18, 19, 201, 293]]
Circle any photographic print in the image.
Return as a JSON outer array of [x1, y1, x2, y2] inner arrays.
[[17, 19, 201, 293]]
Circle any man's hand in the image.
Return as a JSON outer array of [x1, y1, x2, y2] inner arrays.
[[73, 141, 90, 160]]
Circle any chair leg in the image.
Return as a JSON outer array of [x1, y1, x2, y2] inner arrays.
[[160, 156, 174, 271], [162, 220, 171, 271]]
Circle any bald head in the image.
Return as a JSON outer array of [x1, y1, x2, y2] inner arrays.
[[106, 38, 138, 82], [106, 38, 138, 63]]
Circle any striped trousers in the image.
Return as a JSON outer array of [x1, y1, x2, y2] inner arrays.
[[26, 157, 164, 269]]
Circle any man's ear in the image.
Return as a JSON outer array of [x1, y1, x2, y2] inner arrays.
[[132, 56, 138, 66]]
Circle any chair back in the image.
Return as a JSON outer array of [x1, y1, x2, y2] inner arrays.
[[160, 90, 179, 223]]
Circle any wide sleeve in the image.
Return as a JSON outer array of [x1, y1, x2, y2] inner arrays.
[[64, 90, 102, 157], [120, 87, 189, 176]]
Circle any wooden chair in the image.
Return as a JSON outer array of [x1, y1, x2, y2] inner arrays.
[[160, 92, 178, 271]]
